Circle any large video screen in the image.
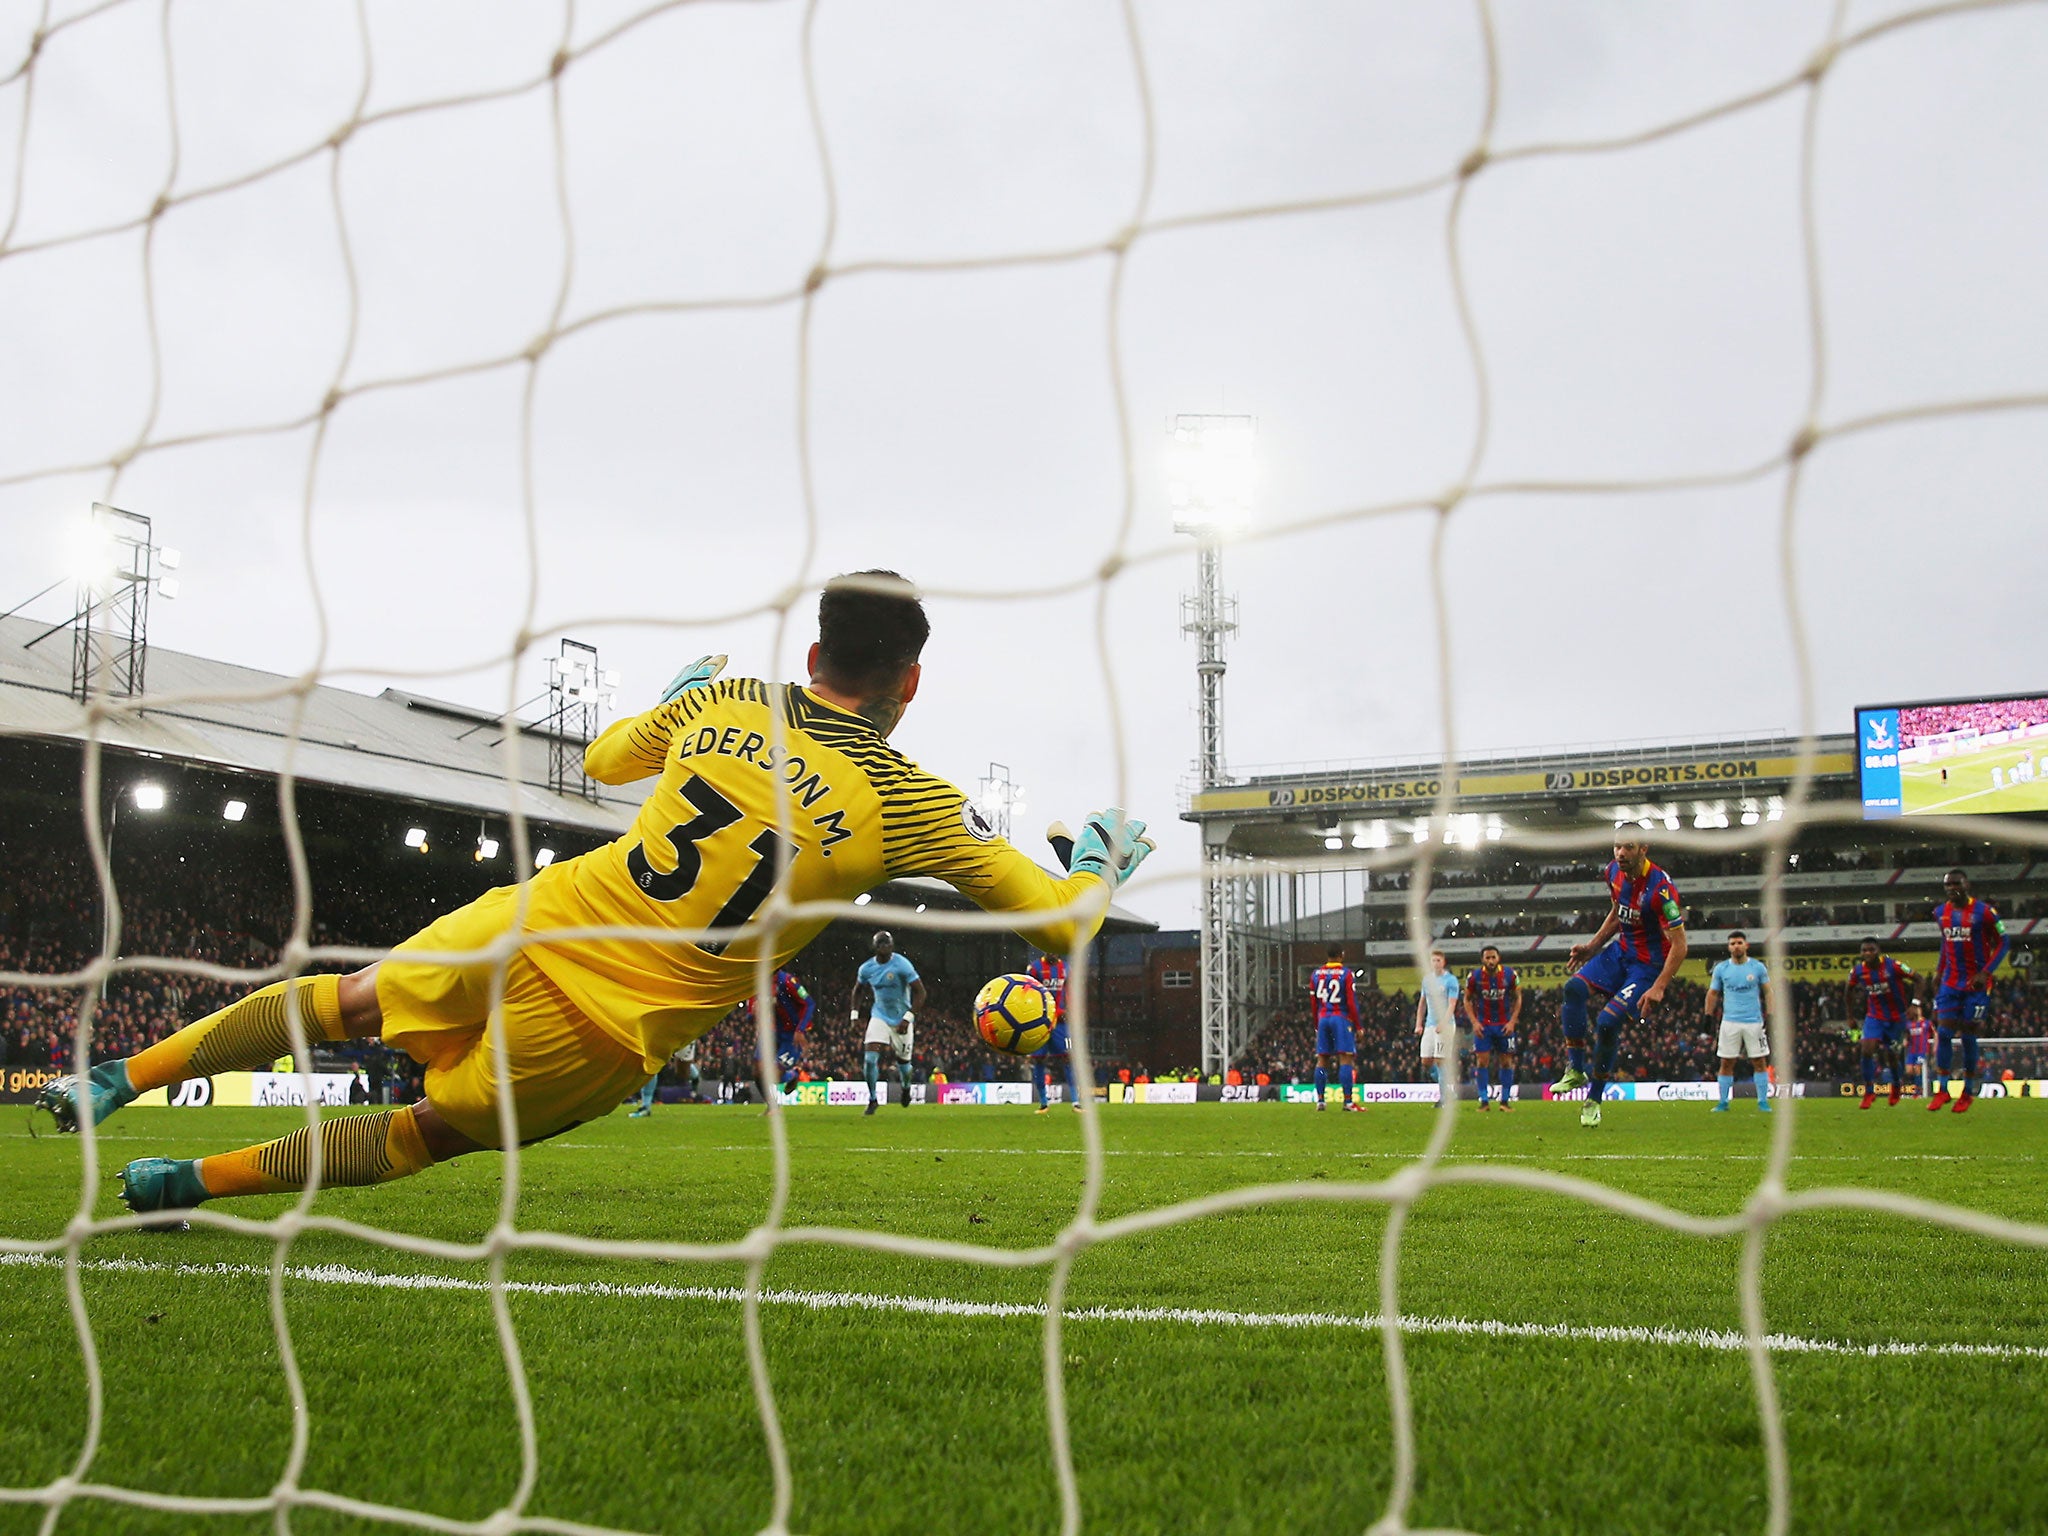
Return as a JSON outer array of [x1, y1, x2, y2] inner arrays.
[[1858, 694, 2048, 819]]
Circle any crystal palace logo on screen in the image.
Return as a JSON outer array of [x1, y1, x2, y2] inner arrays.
[[1865, 716, 1894, 751]]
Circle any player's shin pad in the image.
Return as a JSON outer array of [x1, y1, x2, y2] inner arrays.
[[198, 1106, 433, 1198], [126, 975, 345, 1092]]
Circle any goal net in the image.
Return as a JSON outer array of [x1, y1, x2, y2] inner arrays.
[[4, 3, 2048, 1534]]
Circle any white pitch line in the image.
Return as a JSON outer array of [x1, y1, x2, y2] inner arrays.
[[3, 1251, 2044, 1363], [548, 1142, 2027, 1164]]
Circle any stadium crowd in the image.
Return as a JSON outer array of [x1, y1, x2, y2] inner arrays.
[[3, 822, 2038, 1093], [1900, 698, 2048, 748]]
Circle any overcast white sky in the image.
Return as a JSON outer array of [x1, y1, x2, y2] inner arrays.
[[3, 0, 2046, 926]]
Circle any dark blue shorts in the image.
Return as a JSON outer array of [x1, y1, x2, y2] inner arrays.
[[1477, 1024, 1511, 1054], [1574, 946, 1667, 1023], [1033, 1022, 1071, 1058], [1316, 1017, 1356, 1055], [1934, 984, 1990, 1024], [776, 1030, 802, 1070], [1860, 1016, 1904, 1045]]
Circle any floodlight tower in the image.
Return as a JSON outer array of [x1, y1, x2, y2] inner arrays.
[[1168, 414, 1252, 1077], [546, 639, 618, 802], [977, 762, 1025, 841], [25, 503, 179, 702]]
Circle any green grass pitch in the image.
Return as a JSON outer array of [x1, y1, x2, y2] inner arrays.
[[1898, 739, 2048, 815], [5, 1100, 2047, 1535]]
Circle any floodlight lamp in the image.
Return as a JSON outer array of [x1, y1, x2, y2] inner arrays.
[[1485, 815, 1505, 841], [1164, 415, 1257, 535], [915, 903, 927, 913], [133, 783, 165, 811], [1766, 795, 1785, 822], [156, 546, 181, 570], [404, 826, 427, 848], [1323, 834, 1343, 851], [1663, 811, 1680, 831], [534, 847, 556, 868], [477, 836, 500, 861], [601, 670, 620, 689], [1411, 823, 1430, 844], [156, 576, 179, 600], [854, 892, 871, 906], [222, 799, 247, 822], [63, 516, 117, 584], [1349, 830, 1370, 849], [1368, 821, 1390, 848]]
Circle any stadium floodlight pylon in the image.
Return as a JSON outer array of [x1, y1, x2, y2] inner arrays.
[[15, 503, 164, 703], [544, 638, 616, 804], [1170, 414, 1252, 1076]]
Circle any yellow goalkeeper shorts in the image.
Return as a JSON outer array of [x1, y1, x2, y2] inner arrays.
[[375, 886, 647, 1147]]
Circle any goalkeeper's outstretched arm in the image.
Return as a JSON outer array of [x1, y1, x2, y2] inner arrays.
[[890, 806, 1153, 956]]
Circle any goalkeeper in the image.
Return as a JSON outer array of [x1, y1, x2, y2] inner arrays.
[[41, 571, 1155, 1212]]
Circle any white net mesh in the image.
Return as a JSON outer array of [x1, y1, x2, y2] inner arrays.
[[4, 1, 2048, 1532]]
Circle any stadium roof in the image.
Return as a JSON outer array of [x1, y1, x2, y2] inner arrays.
[[0, 614, 637, 835], [0, 616, 1152, 930], [1185, 730, 1858, 857]]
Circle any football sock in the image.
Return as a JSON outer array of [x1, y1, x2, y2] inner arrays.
[[198, 1105, 432, 1198], [1588, 1017, 1622, 1104], [126, 975, 345, 1093], [1500, 1065, 1514, 1103], [1033, 1062, 1049, 1106], [1560, 977, 1590, 1072], [1755, 1072, 1771, 1109], [1062, 1058, 1076, 1101], [1314, 1066, 1327, 1103], [1718, 1073, 1733, 1106], [688, 1063, 702, 1094], [897, 1060, 914, 1097], [1339, 1064, 1354, 1104], [863, 1050, 880, 1102], [1936, 1026, 1954, 1073], [1861, 1054, 1876, 1088], [637, 1079, 657, 1111], [1476, 1066, 1492, 1104], [1962, 1033, 1980, 1094]]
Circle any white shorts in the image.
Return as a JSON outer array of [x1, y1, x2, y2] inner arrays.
[[864, 1017, 913, 1062], [1419, 1026, 1450, 1061], [1718, 1021, 1768, 1059]]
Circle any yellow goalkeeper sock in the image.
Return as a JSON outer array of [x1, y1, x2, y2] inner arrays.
[[124, 975, 346, 1092], [198, 1105, 434, 1197]]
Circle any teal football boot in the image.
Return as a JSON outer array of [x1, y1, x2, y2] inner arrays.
[[35, 1063, 137, 1133], [118, 1158, 209, 1215]]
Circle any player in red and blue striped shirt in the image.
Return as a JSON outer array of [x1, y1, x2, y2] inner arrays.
[[1927, 869, 2008, 1114], [1026, 952, 1075, 1113], [1552, 837, 1688, 1128], [740, 967, 814, 1095], [1462, 946, 1520, 1111], [1310, 947, 1361, 1111], [1845, 939, 1916, 1109]]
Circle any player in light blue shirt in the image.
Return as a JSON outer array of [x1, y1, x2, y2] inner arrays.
[[1706, 932, 1772, 1113], [853, 931, 925, 1114], [1413, 951, 1463, 1089]]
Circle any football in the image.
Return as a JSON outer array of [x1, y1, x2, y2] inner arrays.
[[973, 972, 1055, 1056]]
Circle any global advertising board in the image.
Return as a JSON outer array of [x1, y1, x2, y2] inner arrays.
[[1859, 693, 2048, 819]]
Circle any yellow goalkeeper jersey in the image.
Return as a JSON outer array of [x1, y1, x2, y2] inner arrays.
[[510, 678, 1108, 1067]]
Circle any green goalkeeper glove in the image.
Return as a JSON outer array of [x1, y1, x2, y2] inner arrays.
[[1059, 809, 1155, 890], [660, 653, 728, 704]]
